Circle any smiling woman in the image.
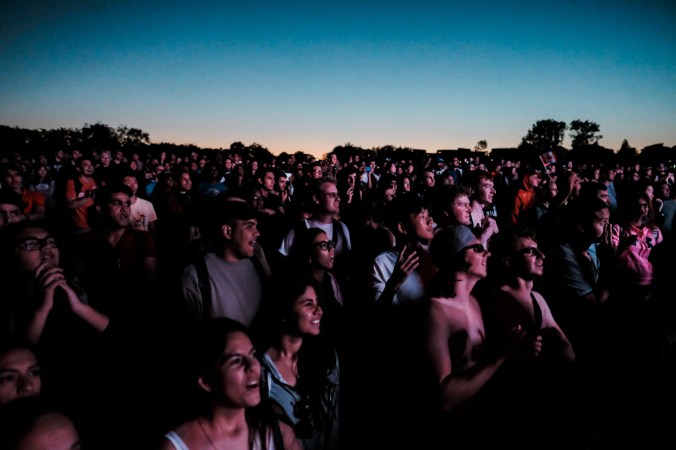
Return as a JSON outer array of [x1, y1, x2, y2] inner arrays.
[[251, 274, 340, 450]]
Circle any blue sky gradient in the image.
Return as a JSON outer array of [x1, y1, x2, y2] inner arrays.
[[1, 1, 674, 158]]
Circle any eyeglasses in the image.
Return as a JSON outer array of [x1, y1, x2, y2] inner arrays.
[[638, 202, 649, 209], [464, 243, 486, 253], [516, 247, 544, 258], [313, 240, 336, 251], [323, 192, 339, 199], [312, 168, 323, 173], [109, 200, 131, 208], [17, 236, 57, 252]]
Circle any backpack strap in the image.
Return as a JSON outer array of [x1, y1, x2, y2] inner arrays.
[[193, 255, 212, 324], [332, 219, 345, 248], [250, 253, 269, 284], [530, 292, 543, 330]]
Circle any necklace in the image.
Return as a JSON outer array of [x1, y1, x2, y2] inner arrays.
[[198, 417, 219, 450]]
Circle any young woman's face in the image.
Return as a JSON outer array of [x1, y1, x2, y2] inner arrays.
[[312, 232, 335, 271], [207, 331, 261, 409], [0, 348, 41, 406], [291, 285, 322, 336]]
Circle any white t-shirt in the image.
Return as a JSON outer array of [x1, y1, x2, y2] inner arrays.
[[130, 197, 158, 231]]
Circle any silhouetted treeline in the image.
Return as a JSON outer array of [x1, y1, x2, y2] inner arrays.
[[1, 122, 674, 168]]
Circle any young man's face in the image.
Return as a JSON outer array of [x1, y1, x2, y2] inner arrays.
[[407, 208, 435, 241], [14, 226, 59, 272], [179, 172, 192, 191], [423, 171, 435, 188], [316, 182, 340, 215], [475, 177, 496, 205], [229, 218, 260, 259], [276, 175, 288, 192], [260, 171, 275, 192], [80, 160, 95, 177], [100, 152, 111, 167], [596, 189, 610, 205], [103, 192, 132, 229], [588, 207, 610, 241], [0, 348, 41, 406], [0, 203, 22, 228], [310, 165, 323, 179], [510, 237, 545, 280], [2, 169, 23, 191], [526, 173, 541, 189], [451, 195, 472, 226], [122, 176, 138, 196]]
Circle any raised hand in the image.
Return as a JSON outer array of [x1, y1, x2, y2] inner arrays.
[[34, 262, 66, 312], [390, 245, 420, 288]]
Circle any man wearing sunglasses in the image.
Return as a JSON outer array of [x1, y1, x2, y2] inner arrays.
[[484, 225, 576, 448]]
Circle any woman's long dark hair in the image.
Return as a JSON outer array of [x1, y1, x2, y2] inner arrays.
[[252, 274, 338, 433], [195, 317, 276, 450], [287, 227, 327, 270]]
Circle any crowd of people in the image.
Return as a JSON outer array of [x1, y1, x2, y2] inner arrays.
[[0, 146, 674, 449]]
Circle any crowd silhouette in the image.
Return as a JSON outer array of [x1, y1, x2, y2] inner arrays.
[[1, 146, 675, 449]]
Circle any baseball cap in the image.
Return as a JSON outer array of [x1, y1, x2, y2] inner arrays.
[[430, 224, 477, 268]]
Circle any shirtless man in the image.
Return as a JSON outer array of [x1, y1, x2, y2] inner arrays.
[[423, 224, 524, 449], [484, 225, 576, 449]]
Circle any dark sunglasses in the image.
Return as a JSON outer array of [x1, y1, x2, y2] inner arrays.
[[516, 247, 544, 258], [464, 243, 486, 253], [313, 240, 336, 251]]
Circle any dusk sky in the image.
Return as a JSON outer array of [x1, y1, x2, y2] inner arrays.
[[1, 0, 674, 158]]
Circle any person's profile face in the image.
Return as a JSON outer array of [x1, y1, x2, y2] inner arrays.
[[588, 208, 610, 241], [291, 285, 322, 337], [451, 195, 471, 226], [510, 237, 545, 280], [231, 219, 259, 259], [477, 178, 496, 205], [318, 182, 340, 214], [312, 232, 335, 271]]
